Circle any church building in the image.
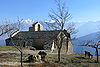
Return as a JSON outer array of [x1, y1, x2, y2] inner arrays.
[[5, 22, 73, 54]]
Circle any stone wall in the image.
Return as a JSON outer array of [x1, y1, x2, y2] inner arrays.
[[32, 38, 45, 50]]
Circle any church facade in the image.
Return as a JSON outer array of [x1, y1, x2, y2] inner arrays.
[[5, 22, 73, 54]]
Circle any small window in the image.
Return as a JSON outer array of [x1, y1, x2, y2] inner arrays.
[[38, 24, 40, 31]]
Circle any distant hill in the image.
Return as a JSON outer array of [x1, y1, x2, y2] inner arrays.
[[73, 32, 100, 54], [0, 35, 8, 46], [0, 39, 6, 46], [73, 31, 100, 44]]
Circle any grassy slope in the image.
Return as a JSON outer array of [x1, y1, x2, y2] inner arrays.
[[0, 46, 100, 67], [46, 53, 100, 67]]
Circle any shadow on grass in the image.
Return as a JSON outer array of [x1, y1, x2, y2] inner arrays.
[[76, 57, 86, 59]]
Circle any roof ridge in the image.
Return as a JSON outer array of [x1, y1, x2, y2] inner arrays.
[[20, 30, 61, 32]]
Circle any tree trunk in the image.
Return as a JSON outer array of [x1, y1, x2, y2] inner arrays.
[[57, 32, 63, 62], [95, 47, 98, 63], [21, 52, 23, 67], [58, 48, 61, 62]]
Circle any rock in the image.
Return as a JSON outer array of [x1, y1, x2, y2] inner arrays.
[[28, 54, 41, 62], [30, 47, 36, 50], [38, 51, 47, 61]]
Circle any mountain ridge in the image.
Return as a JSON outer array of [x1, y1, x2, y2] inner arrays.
[[73, 31, 100, 54]]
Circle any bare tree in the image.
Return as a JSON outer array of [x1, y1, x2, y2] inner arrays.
[[0, 19, 24, 66], [5, 19, 24, 67], [0, 21, 16, 37], [11, 33, 25, 67], [81, 40, 100, 63], [47, 0, 76, 62]]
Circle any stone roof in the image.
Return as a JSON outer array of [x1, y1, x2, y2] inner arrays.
[[13, 30, 61, 39]]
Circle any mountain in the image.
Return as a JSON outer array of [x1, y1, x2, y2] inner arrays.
[[0, 35, 8, 46], [22, 20, 59, 31], [73, 32, 100, 54], [17, 20, 100, 37]]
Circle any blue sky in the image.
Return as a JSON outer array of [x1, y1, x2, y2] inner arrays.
[[68, 0, 100, 22], [0, 0, 100, 22]]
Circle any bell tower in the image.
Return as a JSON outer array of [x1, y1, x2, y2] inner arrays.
[[29, 22, 43, 31]]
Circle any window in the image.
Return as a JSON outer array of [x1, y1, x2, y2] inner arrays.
[[38, 24, 40, 31]]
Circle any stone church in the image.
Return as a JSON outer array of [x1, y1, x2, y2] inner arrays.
[[6, 22, 73, 54]]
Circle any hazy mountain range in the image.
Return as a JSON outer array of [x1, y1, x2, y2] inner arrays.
[[72, 21, 100, 54], [73, 31, 100, 55]]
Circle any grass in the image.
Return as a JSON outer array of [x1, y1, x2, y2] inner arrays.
[[0, 46, 18, 51], [47, 53, 96, 63], [46, 53, 100, 67], [22, 58, 29, 62], [0, 47, 100, 67]]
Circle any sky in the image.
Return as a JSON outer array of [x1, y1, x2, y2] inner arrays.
[[0, 0, 100, 22], [0, 0, 100, 45]]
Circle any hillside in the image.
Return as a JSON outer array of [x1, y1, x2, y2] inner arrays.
[[73, 32, 100, 54], [0, 46, 99, 67]]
